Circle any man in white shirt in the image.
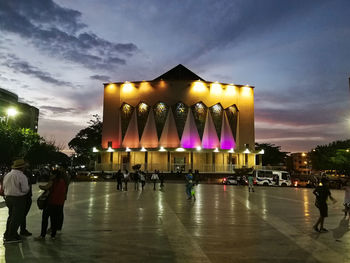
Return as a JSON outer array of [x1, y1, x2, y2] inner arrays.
[[3, 159, 29, 244]]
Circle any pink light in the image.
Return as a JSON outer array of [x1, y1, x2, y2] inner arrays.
[[202, 111, 219, 149], [220, 112, 236, 149], [181, 110, 201, 148]]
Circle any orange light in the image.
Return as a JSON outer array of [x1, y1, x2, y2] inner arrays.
[[139, 81, 152, 92], [106, 83, 116, 92], [241, 86, 252, 96], [192, 80, 206, 92], [210, 82, 222, 95]]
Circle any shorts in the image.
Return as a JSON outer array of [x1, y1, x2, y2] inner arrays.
[[344, 203, 350, 210], [318, 203, 328, 217]]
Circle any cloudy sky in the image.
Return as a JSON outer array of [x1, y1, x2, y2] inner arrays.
[[0, 0, 349, 153]]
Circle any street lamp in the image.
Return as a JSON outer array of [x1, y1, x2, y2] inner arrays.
[[6, 108, 17, 124]]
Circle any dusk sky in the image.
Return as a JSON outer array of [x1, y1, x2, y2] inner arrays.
[[0, 0, 349, 153]]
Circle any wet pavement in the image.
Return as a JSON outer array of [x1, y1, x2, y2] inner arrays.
[[0, 182, 349, 263]]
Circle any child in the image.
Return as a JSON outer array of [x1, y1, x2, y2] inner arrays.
[[191, 184, 196, 201], [343, 181, 350, 218]]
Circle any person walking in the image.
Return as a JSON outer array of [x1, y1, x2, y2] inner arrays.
[[313, 177, 336, 233], [159, 173, 165, 190], [35, 169, 67, 240], [342, 181, 350, 218], [123, 169, 129, 191], [3, 159, 30, 244], [116, 169, 123, 191], [151, 170, 159, 190], [140, 172, 146, 190], [185, 170, 193, 200], [248, 173, 255, 192], [133, 171, 140, 191], [19, 168, 33, 237]]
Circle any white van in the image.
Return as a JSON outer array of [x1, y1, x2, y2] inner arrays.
[[254, 170, 291, 187]]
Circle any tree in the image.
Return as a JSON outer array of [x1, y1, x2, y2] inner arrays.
[[0, 122, 68, 168], [310, 139, 350, 176], [68, 115, 102, 167], [255, 143, 288, 166]]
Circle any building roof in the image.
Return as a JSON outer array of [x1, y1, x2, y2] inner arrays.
[[153, 64, 205, 81]]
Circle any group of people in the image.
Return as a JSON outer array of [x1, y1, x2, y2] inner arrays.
[[115, 169, 165, 191], [0, 158, 69, 244], [313, 176, 350, 233]]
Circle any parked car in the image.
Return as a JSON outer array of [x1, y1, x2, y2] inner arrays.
[[222, 176, 238, 185]]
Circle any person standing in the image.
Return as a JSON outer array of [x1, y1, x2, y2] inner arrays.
[[151, 170, 159, 190], [313, 178, 336, 232], [140, 172, 146, 190], [35, 169, 67, 240], [19, 168, 33, 236], [116, 170, 123, 191], [185, 170, 193, 200], [3, 159, 30, 244], [248, 173, 255, 192], [342, 181, 350, 218], [123, 169, 129, 191]]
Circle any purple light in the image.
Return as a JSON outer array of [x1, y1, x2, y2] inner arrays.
[[202, 111, 219, 149], [220, 112, 236, 149], [181, 110, 201, 148]]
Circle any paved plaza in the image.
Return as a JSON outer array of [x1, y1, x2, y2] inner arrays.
[[0, 182, 349, 263]]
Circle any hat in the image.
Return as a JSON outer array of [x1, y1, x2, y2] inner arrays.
[[11, 159, 28, 169]]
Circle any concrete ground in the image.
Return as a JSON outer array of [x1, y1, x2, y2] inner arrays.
[[0, 182, 349, 263]]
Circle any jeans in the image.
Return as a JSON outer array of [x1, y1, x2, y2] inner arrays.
[[4, 196, 27, 239], [186, 183, 193, 198]]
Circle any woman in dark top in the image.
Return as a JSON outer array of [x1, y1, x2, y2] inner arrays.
[[313, 178, 336, 232], [35, 169, 67, 240]]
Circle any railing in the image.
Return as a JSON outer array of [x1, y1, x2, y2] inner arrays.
[[95, 163, 264, 173]]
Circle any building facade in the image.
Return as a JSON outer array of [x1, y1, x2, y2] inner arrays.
[[289, 152, 312, 176], [0, 87, 39, 131], [99, 65, 258, 173]]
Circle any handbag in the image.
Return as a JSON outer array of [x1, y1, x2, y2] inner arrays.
[[37, 190, 50, 210]]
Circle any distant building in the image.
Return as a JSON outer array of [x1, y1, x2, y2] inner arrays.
[[99, 64, 257, 172], [290, 152, 312, 175], [0, 87, 39, 131]]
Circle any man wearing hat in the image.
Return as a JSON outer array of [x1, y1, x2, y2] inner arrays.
[[3, 159, 29, 244]]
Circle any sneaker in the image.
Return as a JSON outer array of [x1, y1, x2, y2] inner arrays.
[[50, 236, 56, 240], [3, 237, 22, 244], [313, 226, 320, 232], [20, 230, 32, 237], [34, 236, 45, 241], [320, 228, 328, 233]]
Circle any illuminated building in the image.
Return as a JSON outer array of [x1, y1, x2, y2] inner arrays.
[[0, 87, 39, 131], [99, 64, 257, 172]]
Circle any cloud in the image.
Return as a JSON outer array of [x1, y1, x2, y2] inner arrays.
[[0, 0, 138, 70], [40, 106, 77, 114], [90, 75, 110, 82], [2, 53, 72, 87]]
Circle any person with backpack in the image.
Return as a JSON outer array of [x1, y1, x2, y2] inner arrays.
[[313, 177, 336, 232]]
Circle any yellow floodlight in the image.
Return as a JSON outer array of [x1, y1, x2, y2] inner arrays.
[[210, 82, 222, 95], [192, 80, 206, 93], [225, 84, 236, 96], [122, 81, 134, 93]]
